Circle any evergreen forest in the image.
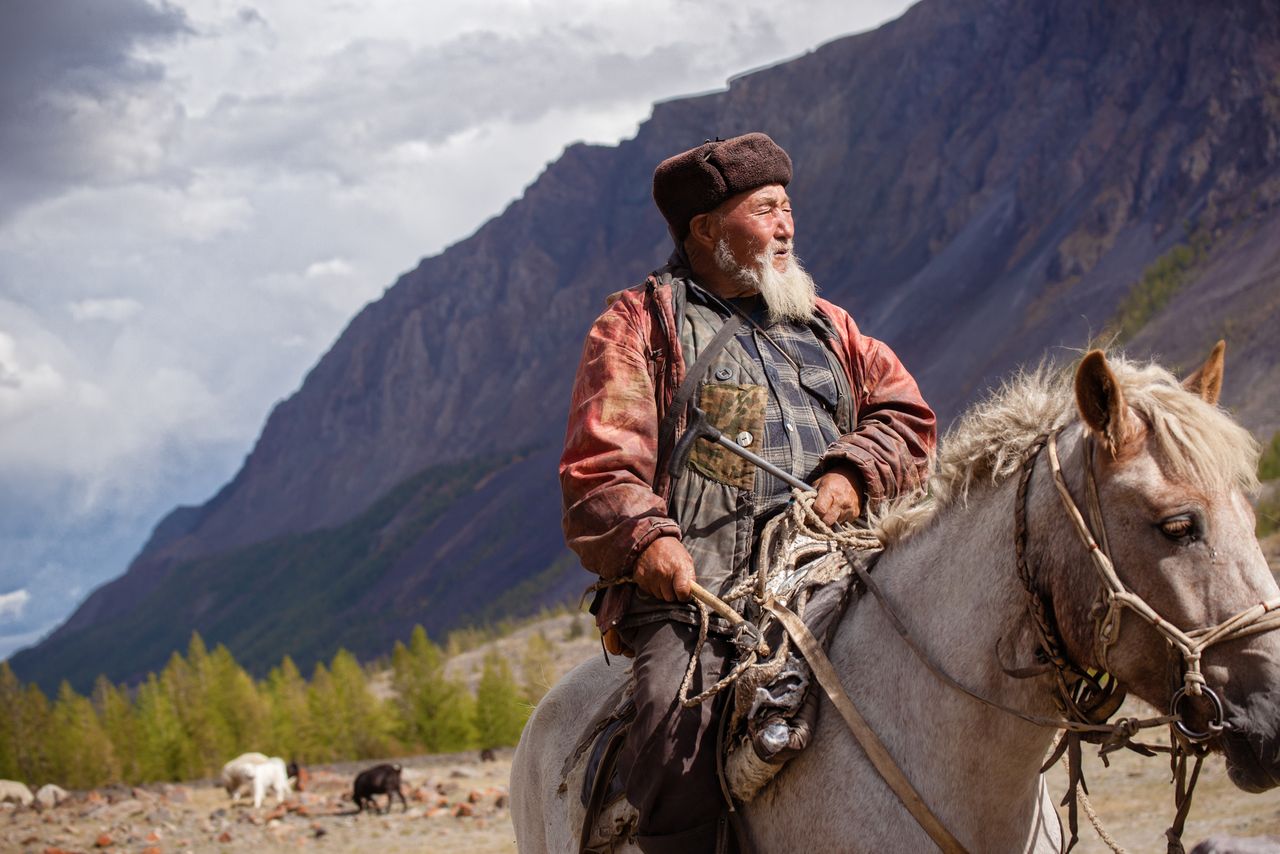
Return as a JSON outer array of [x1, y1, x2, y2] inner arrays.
[[0, 624, 549, 790]]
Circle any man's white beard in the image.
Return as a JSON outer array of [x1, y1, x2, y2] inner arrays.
[[714, 238, 817, 324]]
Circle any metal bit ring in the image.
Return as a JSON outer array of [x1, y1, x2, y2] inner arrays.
[[1170, 685, 1226, 741]]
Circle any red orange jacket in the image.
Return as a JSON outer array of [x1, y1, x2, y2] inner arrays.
[[560, 271, 936, 627]]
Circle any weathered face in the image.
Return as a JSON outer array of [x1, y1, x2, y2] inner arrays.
[[1051, 349, 1280, 793], [709, 183, 794, 273]]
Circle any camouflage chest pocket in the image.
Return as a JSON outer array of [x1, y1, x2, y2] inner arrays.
[[688, 383, 766, 491]]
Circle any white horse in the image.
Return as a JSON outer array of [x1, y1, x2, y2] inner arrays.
[[512, 346, 1280, 852]]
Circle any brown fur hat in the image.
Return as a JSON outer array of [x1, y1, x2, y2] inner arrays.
[[652, 132, 792, 241]]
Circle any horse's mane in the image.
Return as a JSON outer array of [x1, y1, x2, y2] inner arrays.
[[877, 353, 1261, 544]]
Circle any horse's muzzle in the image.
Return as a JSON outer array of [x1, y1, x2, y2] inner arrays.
[[1220, 692, 1280, 793]]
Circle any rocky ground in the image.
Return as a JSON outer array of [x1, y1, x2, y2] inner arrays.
[[6, 732, 1280, 853], [1, 750, 517, 854]]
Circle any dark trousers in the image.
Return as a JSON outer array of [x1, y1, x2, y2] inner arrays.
[[617, 619, 735, 853]]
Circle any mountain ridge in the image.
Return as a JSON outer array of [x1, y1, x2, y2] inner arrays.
[[13, 0, 1280, 690]]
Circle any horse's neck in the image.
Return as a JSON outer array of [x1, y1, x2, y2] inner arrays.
[[824, 478, 1064, 845]]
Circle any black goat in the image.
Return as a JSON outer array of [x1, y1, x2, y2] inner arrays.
[[353, 763, 407, 814]]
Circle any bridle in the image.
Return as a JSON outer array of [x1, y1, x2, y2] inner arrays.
[[1021, 429, 1280, 740], [1013, 428, 1280, 853]]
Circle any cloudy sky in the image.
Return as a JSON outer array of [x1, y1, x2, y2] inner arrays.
[[0, 0, 914, 661]]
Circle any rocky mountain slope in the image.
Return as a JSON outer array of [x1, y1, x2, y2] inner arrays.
[[12, 0, 1280, 690]]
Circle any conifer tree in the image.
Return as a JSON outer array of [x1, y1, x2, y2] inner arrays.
[[167, 634, 236, 774], [330, 649, 395, 759], [93, 677, 140, 783], [391, 625, 475, 753], [475, 650, 529, 748], [135, 673, 198, 781], [0, 664, 54, 783], [18, 682, 53, 784], [47, 681, 119, 788], [0, 662, 22, 780], [306, 662, 341, 762], [265, 656, 311, 761], [206, 643, 269, 758]]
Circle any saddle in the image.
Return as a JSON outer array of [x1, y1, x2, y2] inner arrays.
[[569, 509, 879, 852]]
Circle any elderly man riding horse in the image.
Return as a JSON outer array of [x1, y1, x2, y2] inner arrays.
[[559, 132, 936, 853]]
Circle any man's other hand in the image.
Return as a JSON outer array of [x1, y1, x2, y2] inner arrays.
[[632, 537, 696, 602], [813, 467, 864, 526]]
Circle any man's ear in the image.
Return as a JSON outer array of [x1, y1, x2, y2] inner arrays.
[[687, 212, 718, 251]]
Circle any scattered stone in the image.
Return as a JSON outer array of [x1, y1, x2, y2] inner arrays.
[[142, 847, 161, 854], [145, 829, 161, 843], [163, 785, 192, 804], [101, 784, 132, 804], [295, 767, 311, 790], [448, 767, 475, 779], [494, 794, 509, 810], [452, 802, 474, 818], [312, 823, 327, 839], [42, 847, 74, 854], [95, 833, 113, 848], [218, 830, 233, 843], [268, 822, 296, 840]]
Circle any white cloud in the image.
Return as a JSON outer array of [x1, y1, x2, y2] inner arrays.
[[0, 590, 31, 621], [304, 257, 354, 278], [68, 297, 144, 322], [0, 331, 66, 420]]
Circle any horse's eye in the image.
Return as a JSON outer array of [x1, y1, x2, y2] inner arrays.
[[1159, 515, 1196, 541]]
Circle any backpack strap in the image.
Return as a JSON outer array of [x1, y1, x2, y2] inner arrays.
[[656, 310, 743, 477]]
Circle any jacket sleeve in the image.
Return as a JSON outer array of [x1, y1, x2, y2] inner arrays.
[[559, 300, 681, 579], [821, 316, 936, 503]]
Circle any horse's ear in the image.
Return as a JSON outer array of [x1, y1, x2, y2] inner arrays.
[[1181, 339, 1225, 405], [1075, 350, 1130, 455]]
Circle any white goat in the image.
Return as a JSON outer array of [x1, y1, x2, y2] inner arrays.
[[246, 757, 292, 808], [220, 752, 270, 801], [0, 780, 34, 807]]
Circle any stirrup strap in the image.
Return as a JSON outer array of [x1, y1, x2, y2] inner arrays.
[[764, 599, 968, 854]]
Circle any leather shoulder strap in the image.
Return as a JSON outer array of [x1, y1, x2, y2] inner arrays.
[[656, 310, 742, 473]]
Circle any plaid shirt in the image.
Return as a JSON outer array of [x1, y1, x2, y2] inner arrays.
[[693, 288, 846, 518]]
